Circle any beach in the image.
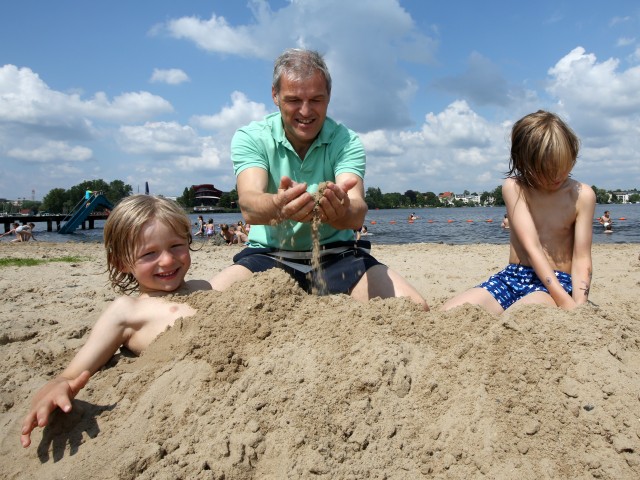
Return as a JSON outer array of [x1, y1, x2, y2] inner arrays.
[[1, 241, 639, 479]]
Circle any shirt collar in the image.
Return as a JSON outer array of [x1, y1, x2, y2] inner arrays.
[[269, 112, 336, 151]]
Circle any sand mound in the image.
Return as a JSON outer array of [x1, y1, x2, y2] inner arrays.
[[1, 242, 639, 479]]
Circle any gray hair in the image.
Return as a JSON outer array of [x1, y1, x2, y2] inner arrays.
[[272, 48, 332, 96]]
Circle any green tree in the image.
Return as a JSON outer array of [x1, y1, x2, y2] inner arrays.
[[365, 187, 384, 209], [404, 189, 418, 205], [629, 193, 640, 203], [423, 191, 440, 207], [218, 189, 238, 209], [591, 185, 610, 204], [41, 188, 68, 214], [383, 192, 403, 208], [177, 187, 196, 208], [492, 185, 504, 206], [20, 200, 42, 214], [107, 179, 132, 203]]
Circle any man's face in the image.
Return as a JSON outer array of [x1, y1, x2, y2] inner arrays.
[[272, 71, 329, 156]]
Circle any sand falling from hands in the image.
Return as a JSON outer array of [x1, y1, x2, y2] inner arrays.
[[310, 182, 328, 295]]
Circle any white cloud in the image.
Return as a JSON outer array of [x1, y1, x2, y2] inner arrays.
[[150, 68, 190, 85], [546, 47, 640, 123], [361, 101, 509, 194], [0, 65, 173, 128], [163, 13, 266, 57], [609, 16, 632, 27], [160, 0, 437, 131], [616, 37, 635, 47], [117, 122, 230, 174], [7, 141, 92, 163], [361, 46, 640, 194], [118, 122, 203, 156], [191, 91, 269, 134]]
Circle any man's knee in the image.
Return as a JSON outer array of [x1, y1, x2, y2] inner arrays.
[[210, 264, 254, 291], [351, 265, 428, 310]]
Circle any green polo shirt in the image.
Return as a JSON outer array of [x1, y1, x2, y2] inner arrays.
[[232, 112, 366, 251]]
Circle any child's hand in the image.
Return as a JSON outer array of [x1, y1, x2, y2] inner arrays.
[[20, 371, 91, 448], [557, 296, 578, 311]]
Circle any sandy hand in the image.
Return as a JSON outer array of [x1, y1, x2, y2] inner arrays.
[[20, 370, 91, 448], [315, 178, 358, 224], [276, 176, 316, 223]]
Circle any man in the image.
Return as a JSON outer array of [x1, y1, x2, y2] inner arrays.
[[211, 48, 427, 310], [599, 210, 611, 229]]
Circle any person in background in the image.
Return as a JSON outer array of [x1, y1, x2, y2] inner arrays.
[[194, 215, 205, 237], [599, 210, 612, 229], [501, 213, 510, 229], [205, 218, 215, 238], [442, 110, 595, 314]]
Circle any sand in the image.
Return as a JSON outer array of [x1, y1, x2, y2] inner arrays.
[[1, 241, 639, 479]]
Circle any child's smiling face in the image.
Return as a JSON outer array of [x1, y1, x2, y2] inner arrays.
[[129, 218, 191, 295]]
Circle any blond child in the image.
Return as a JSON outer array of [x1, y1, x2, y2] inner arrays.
[[442, 110, 595, 314], [20, 195, 212, 447]]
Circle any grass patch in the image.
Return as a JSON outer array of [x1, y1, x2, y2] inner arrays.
[[0, 256, 87, 268]]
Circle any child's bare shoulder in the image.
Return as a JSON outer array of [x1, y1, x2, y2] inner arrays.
[[99, 295, 142, 324], [569, 179, 596, 207]]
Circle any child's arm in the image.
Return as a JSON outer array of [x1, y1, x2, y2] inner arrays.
[[20, 297, 133, 447], [571, 185, 596, 304], [503, 179, 576, 310]]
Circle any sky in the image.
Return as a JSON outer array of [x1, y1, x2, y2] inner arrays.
[[1, 0, 639, 201]]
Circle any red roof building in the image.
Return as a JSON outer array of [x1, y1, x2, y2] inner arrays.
[[192, 184, 224, 207]]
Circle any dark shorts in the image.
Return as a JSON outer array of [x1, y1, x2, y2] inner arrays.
[[478, 263, 573, 310], [232, 241, 382, 295]]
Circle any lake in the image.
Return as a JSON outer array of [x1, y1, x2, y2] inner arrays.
[[16, 204, 639, 245]]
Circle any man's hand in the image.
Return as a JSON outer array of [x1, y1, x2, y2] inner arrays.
[[20, 371, 91, 447], [316, 178, 358, 225], [274, 176, 316, 223]]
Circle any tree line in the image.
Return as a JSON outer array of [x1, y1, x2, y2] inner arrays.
[[11, 179, 134, 215], [364, 186, 505, 209], [7, 180, 637, 216], [364, 185, 639, 210]]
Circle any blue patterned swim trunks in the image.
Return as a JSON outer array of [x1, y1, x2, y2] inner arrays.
[[478, 264, 572, 310]]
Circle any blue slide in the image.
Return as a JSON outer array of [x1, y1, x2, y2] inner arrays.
[[59, 193, 113, 234]]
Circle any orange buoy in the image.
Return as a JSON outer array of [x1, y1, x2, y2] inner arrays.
[[619, 217, 626, 220], [428, 220, 434, 223], [447, 219, 454, 223], [486, 219, 493, 223], [389, 220, 396, 224], [370, 221, 377, 224], [466, 219, 473, 223]]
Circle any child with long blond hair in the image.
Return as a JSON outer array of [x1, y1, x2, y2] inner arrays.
[[21, 195, 213, 447]]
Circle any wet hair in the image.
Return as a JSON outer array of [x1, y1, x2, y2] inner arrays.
[[507, 110, 580, 189], [104, 195, 192, 294], [272, 48, 332, 97]]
